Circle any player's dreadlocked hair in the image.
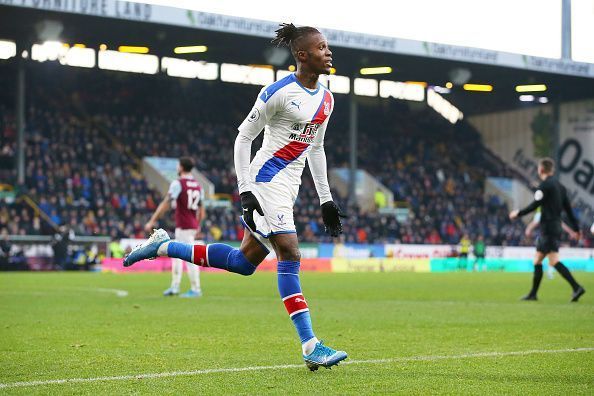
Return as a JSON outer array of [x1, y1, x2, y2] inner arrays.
[[271, 23, 320, 59]]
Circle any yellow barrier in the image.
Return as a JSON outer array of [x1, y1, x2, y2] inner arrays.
[[331, 258, 430, 273]]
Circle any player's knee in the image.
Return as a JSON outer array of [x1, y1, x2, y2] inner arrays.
[[236, 264, 256, 276], [240, 243, 267, 267], [230, 249, 257, 276]]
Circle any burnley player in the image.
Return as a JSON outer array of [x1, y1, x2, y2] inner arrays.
[[125, 23, 347, 370], [144, 157, 204, 298], [510, 158, 585, 302]]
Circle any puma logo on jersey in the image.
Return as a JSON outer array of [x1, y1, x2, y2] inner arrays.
[[290, 101, 301, 110], [295, 297, 306, 303]]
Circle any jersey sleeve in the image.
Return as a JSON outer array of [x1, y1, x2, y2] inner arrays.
[[168, 180, 182, 200], [197, 187, 205, 207], [235, 86, 284, 193], [237, 86, 283, 139], [311, 91, 333, 148], [518, 182, 545, 217], [307, 105, 333, 204], [307, 145, 333, 205]]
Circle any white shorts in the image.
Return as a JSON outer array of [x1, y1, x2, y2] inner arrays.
[[240, 182, 297, 252], [175, 228, 198, 244]]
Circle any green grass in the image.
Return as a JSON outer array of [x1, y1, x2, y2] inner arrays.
[[1, 271, 593, 395]]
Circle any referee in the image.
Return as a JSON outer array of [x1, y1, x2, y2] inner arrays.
[[509, 158, 585, 302]]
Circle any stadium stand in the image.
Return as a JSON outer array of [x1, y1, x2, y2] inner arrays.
[[1, 63, 590, 247]]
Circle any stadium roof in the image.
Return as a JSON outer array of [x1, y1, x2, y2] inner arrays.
[[1, 3, 593, 116]]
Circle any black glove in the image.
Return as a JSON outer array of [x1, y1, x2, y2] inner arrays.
[[240, 191, 264, 232], [321, 201, 347, 237]]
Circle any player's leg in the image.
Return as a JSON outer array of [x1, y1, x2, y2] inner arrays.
[[271, 233, 347, 370], [165, 257, 183, 296], [548, 251, 586, 302], [546, 260, 555, 279], [163, 228, 184, 296], [167, 230, 267, 275], [179, 229, 202, 298], [521, 251, 546, 301], [458, 253, 468, 271], [123, 228, 268, 275]]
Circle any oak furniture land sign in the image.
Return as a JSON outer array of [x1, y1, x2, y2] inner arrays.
[[558, 100, 594, 222], [2, 0, 594, 78], [469, 100, 594, 224]]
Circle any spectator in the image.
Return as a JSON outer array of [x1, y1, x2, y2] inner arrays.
[[52, 226, 73, 270]]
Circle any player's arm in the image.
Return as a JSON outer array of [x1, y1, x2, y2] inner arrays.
[[561, 187, 580, 233], [144, 180, 180, 233], [561, 221, 575, 237], [525, 211, 540, 237], [199, 204, 206, 224], [307, 108, 346, 237], [510, 184, 545, 220], [307, 118, 332, 206], [144, 197, 170, 233], [196, 190, 206, 230], [234, 87, 281, 230]]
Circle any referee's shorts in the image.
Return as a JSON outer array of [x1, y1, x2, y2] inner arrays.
[[536, 233, 560, 254]]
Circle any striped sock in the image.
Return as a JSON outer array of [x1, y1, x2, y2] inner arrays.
[[165, 242, 256, 276], [277, 260, 317, 353], [197, 243, 256, 276]]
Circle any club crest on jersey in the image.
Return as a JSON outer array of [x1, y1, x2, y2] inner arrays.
[[248, 108, 260, 123], [277, 214, 286, 226]]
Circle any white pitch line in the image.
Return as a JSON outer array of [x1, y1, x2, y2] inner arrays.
[[1, 347, 592, 389], [94, 288, 129, 297]]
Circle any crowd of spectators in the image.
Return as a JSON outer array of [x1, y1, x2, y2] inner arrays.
[[0, 63, 590, 248], [1, 106, 17, 185]]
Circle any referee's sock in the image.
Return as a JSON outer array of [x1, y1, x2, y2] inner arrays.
[[553, 262, 580, 291], [529, 264, 543, 296]]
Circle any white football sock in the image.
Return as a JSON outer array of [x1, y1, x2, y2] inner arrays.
[[186, 261, 201, 292], [171, 258, 183, 290], [302, 337, 319, 355], [157, 241, 170, 256], [547, 265, 555, 279]]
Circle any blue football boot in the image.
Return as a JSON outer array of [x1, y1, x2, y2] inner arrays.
[[163, 287, 179, 296], [180, 290, 203, 298], [303, 341, 348, 371], [123, 229, 170, 267]]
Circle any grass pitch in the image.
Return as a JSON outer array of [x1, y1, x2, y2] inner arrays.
[[1, 271, 593, 394]]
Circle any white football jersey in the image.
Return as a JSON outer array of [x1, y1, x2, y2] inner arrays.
[[237, 73, 334, 188]]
